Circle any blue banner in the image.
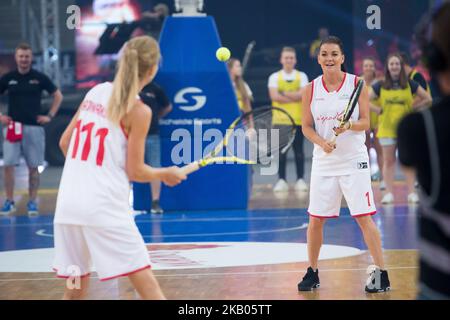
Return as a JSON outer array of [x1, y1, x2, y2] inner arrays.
[[133, 16, 251, 211]]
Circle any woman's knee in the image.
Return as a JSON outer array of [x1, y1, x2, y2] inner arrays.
[[355, 216, 376, 230], [308, 216, 326, 229], [382, 154, 396, 167]]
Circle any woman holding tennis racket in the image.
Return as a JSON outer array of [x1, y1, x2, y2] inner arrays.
[[298, 36, 390, 293], [53, 36, 186, 300]]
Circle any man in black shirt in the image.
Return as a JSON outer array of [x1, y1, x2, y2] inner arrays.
[[0, 43, 63, 215], [397, 3, 450, 299], [139, 82, 172, 214]]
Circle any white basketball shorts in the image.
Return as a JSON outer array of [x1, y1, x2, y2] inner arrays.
[[308, 171, 377, 218], [52, 223, 151, 281]]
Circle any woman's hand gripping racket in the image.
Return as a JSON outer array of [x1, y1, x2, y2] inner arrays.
[[330, 79, 365, 144], [180, 106, 297, 175]]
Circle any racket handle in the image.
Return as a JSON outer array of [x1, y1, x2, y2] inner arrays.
[[180, 161, 201, 175]]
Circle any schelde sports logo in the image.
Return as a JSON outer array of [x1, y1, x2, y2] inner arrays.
[[174, 87, 207, 112]]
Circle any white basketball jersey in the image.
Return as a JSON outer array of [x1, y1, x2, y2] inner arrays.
[[310, 73, 369, 176], [54, 82, 134, 227]]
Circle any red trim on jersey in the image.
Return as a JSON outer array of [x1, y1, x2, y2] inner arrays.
[[352, 211, 377, 218], [119, 120, 129, 140], [307, 212, 339, 219], [309, 80, 315, 105], [100, 265, 151, 282], [336, 72, 347, 92], [321, 76, 328, 93], [52, 268, 91, 279], [354, 75, 358, 87], [322, 72, 347, 93]]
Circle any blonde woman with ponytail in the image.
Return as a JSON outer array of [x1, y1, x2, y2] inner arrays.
[[53, 36, 186, 300]]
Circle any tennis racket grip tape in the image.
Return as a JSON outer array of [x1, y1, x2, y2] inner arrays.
[[180, 161, 201, 175]]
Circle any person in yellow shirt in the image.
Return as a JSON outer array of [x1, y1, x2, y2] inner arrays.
[[370, 53, 432, 204], [309, 28, 329, 78], [309, 28, 329, 59], [268, 47, 309, 192], [227, 58, 253, 113], [362, 57, 383, 183]]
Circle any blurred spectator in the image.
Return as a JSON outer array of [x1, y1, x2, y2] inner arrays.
[[139, 81, 172, 214], [0, 43, 63, 215], [361, 57, 383, 183], [400, 52, 432, 95], [309, 27, 329, 59], [227, 58, 253, 113], [398, 2, 450, 300], [369, 53, 431, 205], [268, 47, 309, 193], [309, 27, 329, 78], [140, 3, 170, 40]]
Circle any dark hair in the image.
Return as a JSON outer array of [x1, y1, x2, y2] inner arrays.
[[319, 36, 344, 54], [431, 3, 450, 71], [318, 36, 346, 72], [362, 56, 377, 79], [399, 52, 411, 66], [416, 3, 450, 73], [382, 53, 408, 90], [363, 56, 376, 63], [227, 58, 252, 106], [15, 42, 32, 52], [154, 3, 169, 17]]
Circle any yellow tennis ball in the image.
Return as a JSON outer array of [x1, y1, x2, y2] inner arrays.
[[216, 47, 231, 62]]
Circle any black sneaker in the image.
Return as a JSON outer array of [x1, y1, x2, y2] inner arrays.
[[298, 267, 320, 291], [151, 200, 164, 214], [365, 267, 391, 293]]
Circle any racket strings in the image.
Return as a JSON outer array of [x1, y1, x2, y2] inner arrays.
[[225, 108, 296, 162]]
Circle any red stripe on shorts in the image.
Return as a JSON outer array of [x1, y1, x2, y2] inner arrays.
[[100, 265, 152, 282], [307, 212, 339, 219], [352, 211, 377, 218]]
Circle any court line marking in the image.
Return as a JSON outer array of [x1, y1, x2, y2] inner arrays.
[[8, 180, 408, 195], [34, 223, 310, 239], [152, 266, 420, 277], [36, 229, 53, 237], [0, 212, 417, 228], [10, 189, 58, 196], [0, 216, 308, 227], [0, 265, 418, 282], [142, 224, 309, 238], [135, 216, 307, 222]]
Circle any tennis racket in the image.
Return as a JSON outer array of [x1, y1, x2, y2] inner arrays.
[[331, 79, 364, 143], [180, 106, 297, 175]]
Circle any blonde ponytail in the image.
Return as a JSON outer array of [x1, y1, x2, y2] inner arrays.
[[107, 36, 160, 125]]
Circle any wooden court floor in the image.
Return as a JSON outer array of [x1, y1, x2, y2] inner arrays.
[[0, 182, 419, 300], [0, 250, 417, 300]]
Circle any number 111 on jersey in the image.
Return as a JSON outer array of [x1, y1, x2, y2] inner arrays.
[[71, 120, 109, 166]]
